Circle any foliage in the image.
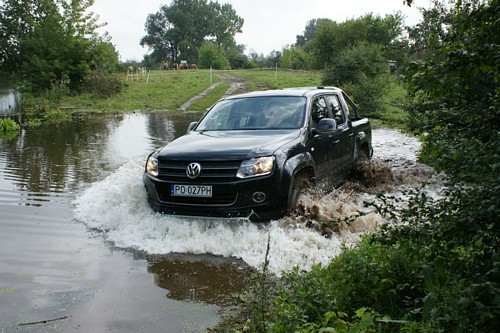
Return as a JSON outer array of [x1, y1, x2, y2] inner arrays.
[[226, 44, 253, 69], [0, 0, 119, 94], [0, 117, 21, 140], [83, 70, 123, 98], [405, 0, 499, 184], [197, 43, 230, 70], [295, 18, 331, 50], [0, 118, 20, 132], [308, 13, 406, 69], [279, 46, 313, 70], [323, 42, 389, 116], [140, 0, 243, 64], [298, 13, 408, 117]]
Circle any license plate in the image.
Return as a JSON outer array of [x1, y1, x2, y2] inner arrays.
[[171, 184, 213, 198]]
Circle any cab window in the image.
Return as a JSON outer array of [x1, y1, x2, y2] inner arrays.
[[311, 96, 329, 127], [326, 95, 346, 126]]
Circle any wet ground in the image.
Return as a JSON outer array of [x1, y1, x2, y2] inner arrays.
[[0, 110, 440, 332]]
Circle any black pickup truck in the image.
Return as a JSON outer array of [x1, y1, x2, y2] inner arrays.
[[143, 87, 372, 221]]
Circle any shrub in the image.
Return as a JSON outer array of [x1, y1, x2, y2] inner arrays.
[[0, 118, 20, 132], [280, 46, 313, 70], [323, 42, 389, 116], [197, 43, 230, 70], [84, 70, 123, 98]]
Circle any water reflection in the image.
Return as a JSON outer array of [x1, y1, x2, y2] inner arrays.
[[147, 254, 251, 305], [0, 110, 238, 332], [0, 111, 202, 205]]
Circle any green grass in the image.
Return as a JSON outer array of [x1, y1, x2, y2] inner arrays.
[[376, 80, 409, 130], [56, 70, 219, 111], [230, 69, 323, 89]]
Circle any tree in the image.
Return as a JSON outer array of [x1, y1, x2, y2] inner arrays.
[[209, 2, 244, 49], [295, 18, 332, 49], [140, 0, 243, 64], [0, 0, 118, 94], [0, 0, 58, 73], [197, 43, 229, 69], [306, 13, 406, 69], [323, 42, 388, 115], [280, 45, 313, 70], [309, 19, 338, 68], [405, 0, 499, 183]]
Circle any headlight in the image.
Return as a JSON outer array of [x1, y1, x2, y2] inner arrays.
[[146, 155, 159, 177], [236, 156, 275, 179]]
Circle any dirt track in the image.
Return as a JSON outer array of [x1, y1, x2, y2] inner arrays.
[[178, 74, 260, 110]]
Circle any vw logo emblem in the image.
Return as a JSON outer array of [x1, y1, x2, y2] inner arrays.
[[186, 162, 201, 179]]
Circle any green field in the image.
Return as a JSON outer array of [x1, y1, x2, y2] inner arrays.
[[25, 69, 322, 111]]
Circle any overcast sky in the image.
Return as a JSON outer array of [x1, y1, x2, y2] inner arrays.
[[91, 0, 428, 61]]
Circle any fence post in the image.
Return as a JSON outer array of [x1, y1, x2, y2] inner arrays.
[[210, 65, 213, 84], [275, 62, 278, 79]]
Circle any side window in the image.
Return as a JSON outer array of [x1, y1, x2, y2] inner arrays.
[[326, 95, 345, 126], [311, 96, 329, 127], [342, 92, 359, 119]]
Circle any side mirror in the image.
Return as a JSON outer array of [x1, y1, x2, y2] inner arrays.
[[187, 122, 198, 133], [316, 118, 338, 135]]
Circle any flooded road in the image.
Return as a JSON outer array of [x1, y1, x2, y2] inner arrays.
[[0, 112, 437, 332]]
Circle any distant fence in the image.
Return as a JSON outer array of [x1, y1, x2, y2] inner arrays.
[[124, 66, 319, 85]]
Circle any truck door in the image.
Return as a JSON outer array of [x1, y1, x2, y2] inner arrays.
[[310, 95, 343, 187], [326, 94, 355, 175]]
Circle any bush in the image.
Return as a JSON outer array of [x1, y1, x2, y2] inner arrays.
[[280, 46, 313, 70], [0, 118, 20, 132], [323, 42, 389, 116], [0, 118, 20, 140], [197, 43, 230, 70], [83, 70, 123, 98]]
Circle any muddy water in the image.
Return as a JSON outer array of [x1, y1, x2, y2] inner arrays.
[[0, 113, 436, 332]]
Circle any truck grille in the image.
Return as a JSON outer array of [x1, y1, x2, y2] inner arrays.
[[157, 160, 241, 182]]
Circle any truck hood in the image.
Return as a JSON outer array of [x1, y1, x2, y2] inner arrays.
[[158, 130, 301, 160]]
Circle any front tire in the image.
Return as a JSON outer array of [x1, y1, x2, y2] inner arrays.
[[287, 174, 311, 214]]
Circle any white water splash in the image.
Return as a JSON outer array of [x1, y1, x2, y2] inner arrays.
[[73, 158, 380, 275], [73, 129, 433, 275]]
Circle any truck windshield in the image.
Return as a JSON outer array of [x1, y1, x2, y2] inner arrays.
[[196, 96, 307, 131]]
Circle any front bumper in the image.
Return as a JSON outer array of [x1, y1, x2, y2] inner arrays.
[[143, 172, 287, 221]]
